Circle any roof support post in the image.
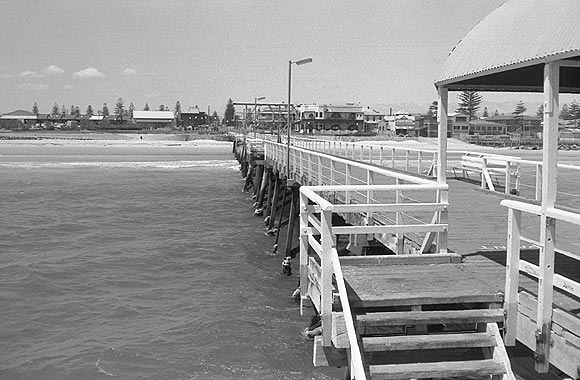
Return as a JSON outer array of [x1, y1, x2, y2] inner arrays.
[[436, 86, 448, 253], [535, 61, 559, 373]]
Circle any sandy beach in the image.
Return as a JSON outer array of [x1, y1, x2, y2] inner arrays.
[[0, 132, 235, 156]]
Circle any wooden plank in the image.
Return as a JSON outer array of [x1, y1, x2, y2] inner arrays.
[[517, 308, 580, 379], [362, 332, 496, 351], [342, 263, 504, 307], [487, 322, 517, 380], [519, 259, 580, 299], [331, 312, 349, 348], [332, 223, 447, 235], [518, 292, 580, 343], [369, 359, 505, 380], [312, 335, 347, 367], [357, 309, 505, 327], [339, 253, 462, 266]]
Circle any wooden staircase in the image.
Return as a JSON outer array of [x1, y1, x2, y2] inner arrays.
[[357, 308, 513, 380], [312, 257, 516, 380]]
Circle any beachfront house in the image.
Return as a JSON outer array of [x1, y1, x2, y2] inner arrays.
[[0, 110, 37, 130], [132, 110, 176, 130], [180, 106, 208, 130]]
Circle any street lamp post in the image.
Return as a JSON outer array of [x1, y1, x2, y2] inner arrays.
[[254, 96, 265, 138], [287, 57, 312, 178]]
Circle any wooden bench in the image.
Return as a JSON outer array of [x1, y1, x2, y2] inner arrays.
[[453, 153, 519, 193]]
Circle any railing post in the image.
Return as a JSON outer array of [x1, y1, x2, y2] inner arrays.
[[395, 178, 404, 254], [536, 164, 542, 201], [504, 207, 521, 345], [369, 145, 373, 164], [299, 191, 309, 316], [505, 161, 512, 195], [417, 151, 423, 174], [405, 150, 410, 172], [391, 148, 395, 168], [317, 156, 323, 185], [320, 208, 335, 346], [379, 146, 384, 166]]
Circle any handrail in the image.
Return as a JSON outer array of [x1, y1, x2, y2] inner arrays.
[[501, 197, 580, 351], [331, 247, 367, 380], [265, 139, 438, 185]]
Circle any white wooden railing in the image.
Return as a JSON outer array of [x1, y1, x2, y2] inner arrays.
[[501, 198, 580, 368], [264, 140, 449, 254], [298, 183, 448, 380]]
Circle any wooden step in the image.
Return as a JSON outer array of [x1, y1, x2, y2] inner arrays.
[[362, 332, 496, 352], [357, 308, 504, 328], [369, 359, 506, 380]]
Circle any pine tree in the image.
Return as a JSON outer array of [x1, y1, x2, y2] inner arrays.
[[482, 107, 489, 118], [70, 105, 75, 115], [426, 101, 438, 120], [456, 91, 482, 120], [560, 103, 570, 120], [536, 104, 544, 118], [158, 104, 165, 111], [102, 103, 109, 116], [512, 101, 527, 132], [61, 105, 67, 115], [114, 97, 125, 116], [143, 103, 150, 111], [568, 99, 580, 120], [224, 98, 235, 125], [513, 101, 527, 116], [74, 106, 81, 117], [174, 101, 181, 115], [32, 102, 39, 114], [128, 102, 135, 117], [86, 105, 94, 116], [51, 102, 60, 115]]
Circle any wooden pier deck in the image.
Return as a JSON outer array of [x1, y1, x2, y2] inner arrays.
[[234, 137, 580, 380]]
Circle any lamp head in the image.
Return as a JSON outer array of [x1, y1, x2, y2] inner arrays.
[[294, 58, 313, 66]]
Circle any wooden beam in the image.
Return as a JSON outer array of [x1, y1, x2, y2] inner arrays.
[[535, 61, 560, 372]]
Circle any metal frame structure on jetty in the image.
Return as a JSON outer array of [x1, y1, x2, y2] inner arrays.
[[232, 1, 580, 379]]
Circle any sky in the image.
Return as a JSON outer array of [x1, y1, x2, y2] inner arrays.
[[0, 0, 553, 116]]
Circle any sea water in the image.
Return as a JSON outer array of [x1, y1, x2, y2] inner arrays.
[[0, 144, 342, 380]]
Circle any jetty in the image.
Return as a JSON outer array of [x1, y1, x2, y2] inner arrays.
[[232, 1, 580, 379]]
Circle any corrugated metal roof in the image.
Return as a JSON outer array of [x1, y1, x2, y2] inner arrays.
[[132, 111, 175, 120], [436, 0, 580, 90]]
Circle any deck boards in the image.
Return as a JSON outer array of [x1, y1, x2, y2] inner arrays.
[[342, 262, 503, 308]]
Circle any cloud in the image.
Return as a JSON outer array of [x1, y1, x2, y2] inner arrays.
[[18, 83, 50, 90], [73, 67, 105, 78], [0, 72, 14, 79], [123, 68, 137, 75], [43, 65, 65, 75], [63, 84, 75, 90], [18, 70, 42, 78]]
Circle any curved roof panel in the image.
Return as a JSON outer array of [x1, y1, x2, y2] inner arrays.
[[436, 0, 580, 92]]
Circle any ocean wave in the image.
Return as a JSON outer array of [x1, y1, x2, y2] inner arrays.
[[0, 160, 239, 170]]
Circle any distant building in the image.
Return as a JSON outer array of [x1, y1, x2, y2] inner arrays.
[[363, 106, 385, 133], [447, 113, 470, 138], [386, 110, 415, 136], [297, 103, 364, 134], [132, 111, 176, 130], [469, 119, 507, 135], [180, 106, 207, 130], [0, 110, 36, 129], [483, 114, 542, 137]]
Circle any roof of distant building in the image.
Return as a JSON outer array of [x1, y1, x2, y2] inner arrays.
[[1, 109, 37, 119], [132, 111, 175, 120]]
